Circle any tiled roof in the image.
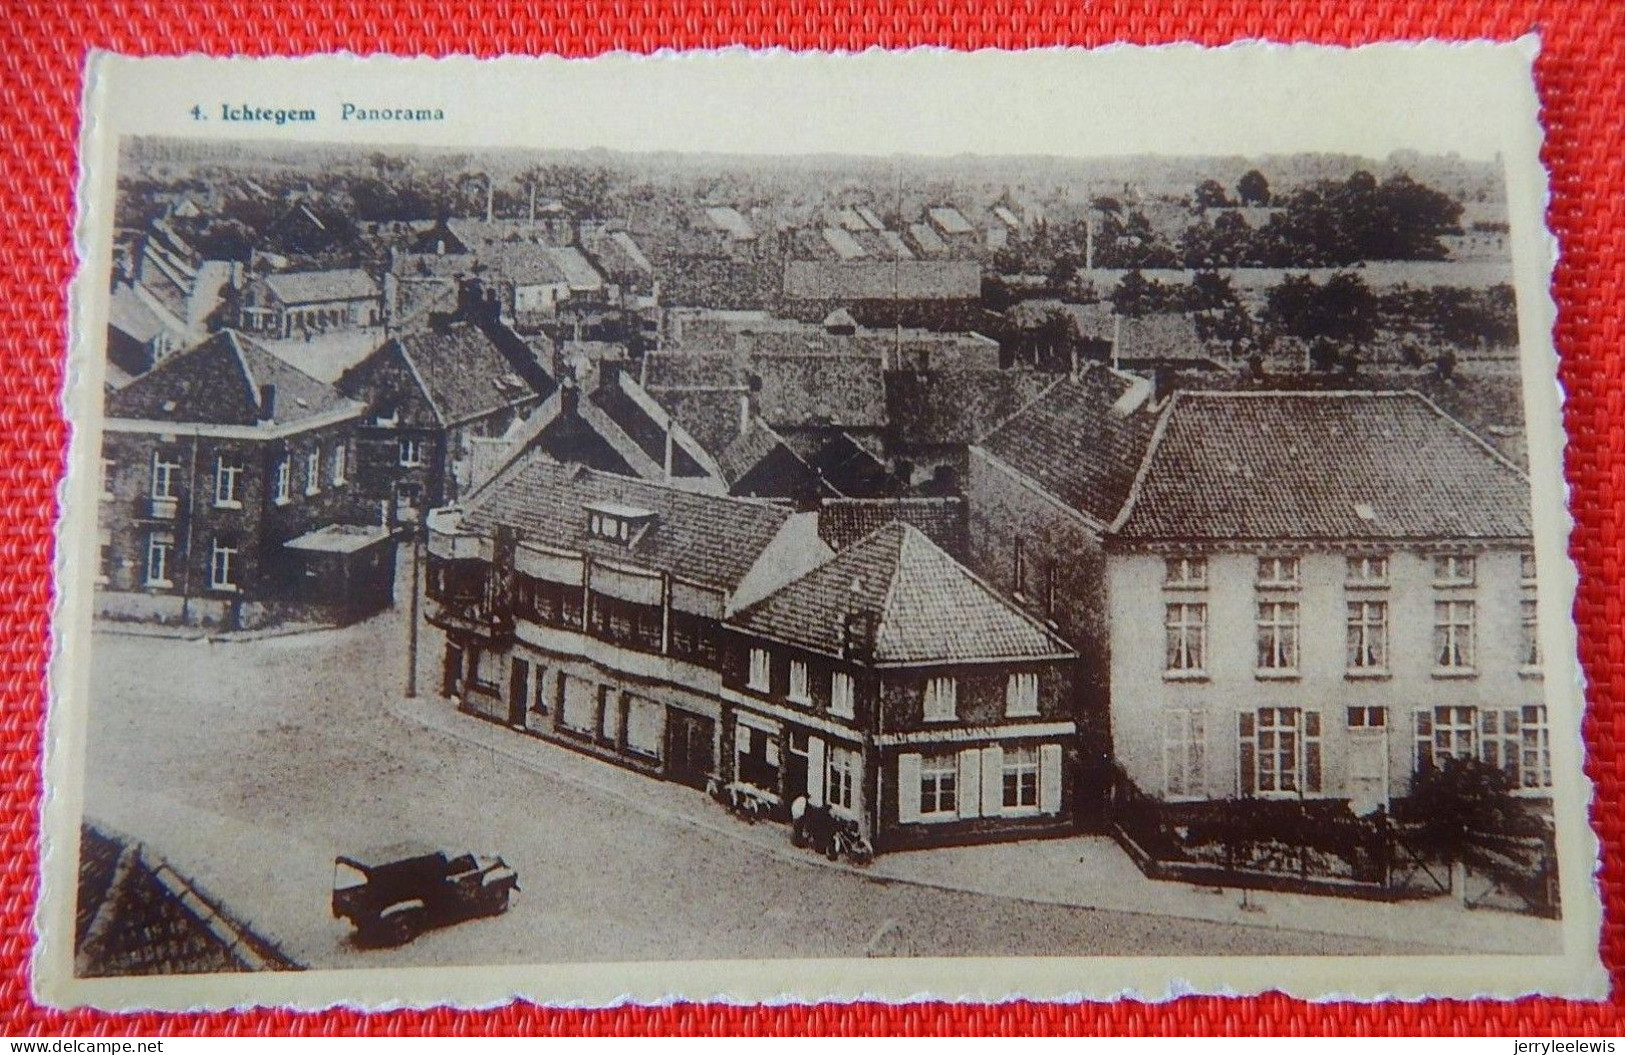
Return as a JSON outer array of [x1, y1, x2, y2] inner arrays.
[[753, 353, 888, 429], [650, 387, 749, 453], [108, 329, 357, 428], [885, 369, 1057, 446], [716, 418, 800, 484], [475, 243, 568, 286], [822, 227, 868, 261], [262, 268, 380, 306], [461, 461, 794, 593], [642, 351, 751, 390], [1114, 391, 1533, 542], [395, 323, 550, 426], [1113, 313, 1205, 364], [607, 231, 654, 273], [978, 366, 1160, 527], [783, 260, 981, 301], [817, 498, 966, 557], [729, 523, 1073, 664]]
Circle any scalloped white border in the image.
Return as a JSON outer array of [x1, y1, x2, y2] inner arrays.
[[39, 40, 1606, 1011]]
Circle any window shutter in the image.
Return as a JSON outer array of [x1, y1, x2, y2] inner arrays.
[[1039, 743, 1063, 814], [1237, 711, 1256, 797], [897, 753, 921, 823], [1303, 710, 1323, 794], [980, 745, 1004, 817], [957, 747, 983, 819], [806, 736, 826, 807]]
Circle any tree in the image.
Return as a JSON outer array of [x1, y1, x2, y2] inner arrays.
[[1194, 178, 1230, 210], [1264, 271, 1378, 351], [1112, 270, 1178, 318], [1403, 756, 1540, 902], [1237, 169, 1271, 207]]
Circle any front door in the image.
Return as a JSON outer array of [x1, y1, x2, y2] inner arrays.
[[666, 711, 715, 790], [441, 643, 464, 698], [508, 658, 530, 728], [1346, 729, 1390, 815]]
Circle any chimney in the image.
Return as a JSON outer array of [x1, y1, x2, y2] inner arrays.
[[258, 384, 277, 421], [738, 390, 751, 436], [559, 379, 580, 419], [485, 176, 495, 223]]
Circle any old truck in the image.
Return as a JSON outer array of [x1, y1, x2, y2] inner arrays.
[[332, 843, 519, 946]]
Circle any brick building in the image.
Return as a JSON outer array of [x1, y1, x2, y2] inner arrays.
[[98, 330, 393, 630]]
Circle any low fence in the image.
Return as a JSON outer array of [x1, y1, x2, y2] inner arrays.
[[1107, 771, 1559, 916]]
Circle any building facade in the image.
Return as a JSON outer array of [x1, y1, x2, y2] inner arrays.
[[238, 269, 383, 338], [425, 461, 831, 792], [1104, 391, 1545, 811], [722, 523, 1080, 852], [98, 330, 394, 629]]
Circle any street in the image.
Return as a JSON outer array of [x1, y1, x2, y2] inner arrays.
[[80, 597, 1461, 969]]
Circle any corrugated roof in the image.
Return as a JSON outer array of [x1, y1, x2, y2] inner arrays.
[[729, 523, 1073, 664], [262, 268, 379, 306], [979, 367, 1160, 527], [705, 206, 756, 240], [1115, 391, 1533, 542], [108, 329, 358, 428], [928, 206, 974, 236], [822, 227, 868, 261], [907, 223, 948, 256], [461, 461, 794, 593]]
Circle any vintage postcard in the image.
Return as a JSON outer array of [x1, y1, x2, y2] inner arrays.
[[41, 42, 1604, 1009]]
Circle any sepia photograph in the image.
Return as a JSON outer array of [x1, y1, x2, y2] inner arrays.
[[43, 45, 1602, 1008]]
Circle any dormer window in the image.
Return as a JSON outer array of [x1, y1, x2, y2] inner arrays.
[[584, 500, 657, 546]]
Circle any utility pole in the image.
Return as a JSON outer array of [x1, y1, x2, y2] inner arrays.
[[406, 522, 421, 698]]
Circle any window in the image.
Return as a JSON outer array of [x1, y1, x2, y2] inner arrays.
[[923, 676, 957, 722], [625, 697, 664, 758], [1346, 706, 1387, 729], [99, 458, 114, 501], [1345, 600, 1388, 671], [1480, 708, 1526, 786], [1415, 706, 1477, 770], [830, 671, 855, 719], [272, 458, 291, 504], [1163, 709, 1206, 799], [1164, 602, 1207, 674], [469, 648, 499, 691], [399, 436, 424, 467], [559, 676, 596, 733], [598, 685, 621, 743], [208, 539, 237, 591], [213, 456, 243, 507], [826, 745, 858, 814], [747, 648, 771, 692], [1005, 671, 1039, 717], [144, 533, 174, 587], [1519, 704, 1552, 790], [1239, 707, 1321, 795], [1256, 601, 1299, 673], [1433, 600, 1476, 671], [787, 659, 810, 703], [588, 511, 631, 542], [1346, 553, 1389, 586], [330, 443, 347, 486], [1257, 555, 1299, 588], [305, 448, 322, 495], [151, 451, 181, 499], [1002, 745, 1040, 812], [1521, 598, 1541, 669], [1520, 550, 1538, 583], [1432, 553, 1476, 586], [1164, 555, 1207, 588], [918, 752, 958, 817]]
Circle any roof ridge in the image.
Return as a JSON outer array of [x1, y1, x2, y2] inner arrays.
[[974, 374, 1065, 446], [222, 330, 261, 415], [1405, 389, 1532, 482], [1107, 390, 1180, 534], [870, 523, 914, 657]]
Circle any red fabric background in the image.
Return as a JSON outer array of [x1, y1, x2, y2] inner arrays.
[[1, 0, 1620, 1035]]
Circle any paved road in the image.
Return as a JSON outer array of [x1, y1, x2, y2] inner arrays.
[[81, 602, 1459, 969]]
